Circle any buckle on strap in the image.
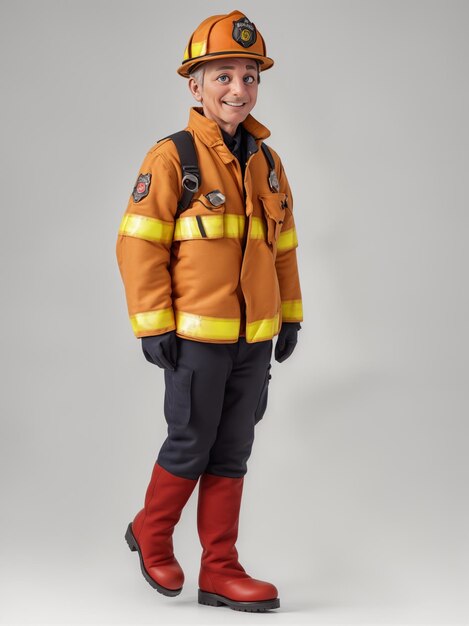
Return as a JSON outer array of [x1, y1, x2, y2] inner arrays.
[[182, 171, 200, 193], [268, 169, 280, 192]]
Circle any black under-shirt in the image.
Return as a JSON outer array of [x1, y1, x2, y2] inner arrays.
[[220, 124, 248, 178]]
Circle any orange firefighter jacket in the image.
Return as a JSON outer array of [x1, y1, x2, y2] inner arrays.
[[116, 106, 303, 344]]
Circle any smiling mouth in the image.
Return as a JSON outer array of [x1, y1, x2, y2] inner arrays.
[[222, 101, 246, 107]]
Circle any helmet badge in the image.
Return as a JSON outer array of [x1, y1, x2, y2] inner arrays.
[[232, 16, 257, 48]]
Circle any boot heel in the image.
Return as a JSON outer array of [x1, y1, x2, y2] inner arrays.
[[198, 589, 224, 607], [125, 522, 138, 552]]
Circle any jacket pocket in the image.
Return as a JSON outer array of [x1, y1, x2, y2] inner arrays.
[[254, 363, 272, 424], [258, 192, 287, 247], [163, 365, 193, 428]]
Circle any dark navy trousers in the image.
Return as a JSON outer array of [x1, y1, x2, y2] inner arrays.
[[156, 335, 273, 480]]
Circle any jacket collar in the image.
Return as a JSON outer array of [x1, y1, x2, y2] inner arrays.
[[186, 107, 271, 162]]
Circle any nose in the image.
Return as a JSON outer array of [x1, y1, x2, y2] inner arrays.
[[230, 76, 248, 99]]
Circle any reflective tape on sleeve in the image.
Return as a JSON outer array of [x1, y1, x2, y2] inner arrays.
[[277, 227, 298, 252], [130, 307, 175, 335], [246, 313, 280, 342], [119, 213, 174, 244], [281, 299, 303, 321]]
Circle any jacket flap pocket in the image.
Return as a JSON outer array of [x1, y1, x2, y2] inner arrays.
[[258, 192, 287, 246], [258, 192, 287, 222]]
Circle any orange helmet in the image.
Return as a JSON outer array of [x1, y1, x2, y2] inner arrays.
[[177, 10, 274, 78]]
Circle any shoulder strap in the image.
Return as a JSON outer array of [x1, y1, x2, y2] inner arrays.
[[261, 142, 280, 192], [159, 130, 201, 216]]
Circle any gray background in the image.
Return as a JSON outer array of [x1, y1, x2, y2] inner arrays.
[[1, 0, 468, 624]]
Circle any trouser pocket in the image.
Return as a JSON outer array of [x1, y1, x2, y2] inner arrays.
[[164, 365, 193, 428], [254, 363, 272, 424]]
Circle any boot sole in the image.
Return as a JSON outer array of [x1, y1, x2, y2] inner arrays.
[[198, 589, 280, 612], [125, 522, 182, 597]]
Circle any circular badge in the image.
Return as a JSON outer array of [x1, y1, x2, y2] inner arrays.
[[241, 29, 252, 43]]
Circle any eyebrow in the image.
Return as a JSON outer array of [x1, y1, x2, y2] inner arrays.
[[215, 64, 257, 71]]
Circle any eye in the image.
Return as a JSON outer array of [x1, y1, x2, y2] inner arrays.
[[244, 75, 256, 84], [217, 74, 230, 83]]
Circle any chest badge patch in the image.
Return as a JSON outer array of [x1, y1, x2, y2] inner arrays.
[[232, 17, 257, 48], [132, 173, 151, 202]]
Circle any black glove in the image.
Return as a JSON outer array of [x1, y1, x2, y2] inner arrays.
[[141, 331, 177, 370], [274, 322, 301, 363]]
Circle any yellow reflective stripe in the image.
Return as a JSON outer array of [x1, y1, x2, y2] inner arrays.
[[246, 313, 280, 343], [173, 214, 244, 240], [190, 40, 207, 58], [174, 216, 202, 240], [171, 214, 290, 245], [224, 214, 245, 238], [277, 227, 298, 252], [119, 213, 173, 244], [197, 215, 224, 238], [173, 214, 224, 240], [176, 310, 240, 341], [250, 216, 266, 239], [282, 299, 303, 320], [130, 307, 175, 335]]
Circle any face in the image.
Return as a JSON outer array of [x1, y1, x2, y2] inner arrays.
[[188, 57, 259, 136]]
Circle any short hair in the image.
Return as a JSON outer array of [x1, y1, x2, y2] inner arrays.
[[188, 64, 206, 87], [189, 60, 261, 87]]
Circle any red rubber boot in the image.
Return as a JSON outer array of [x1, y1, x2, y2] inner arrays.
[[125, 462, 198, 596], [197, 473, 280, 612]]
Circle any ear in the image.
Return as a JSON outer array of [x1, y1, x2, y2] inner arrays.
[[188, 78, 202, 102]]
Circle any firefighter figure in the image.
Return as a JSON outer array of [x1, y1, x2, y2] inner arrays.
[[116, 10, 303, 613]]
